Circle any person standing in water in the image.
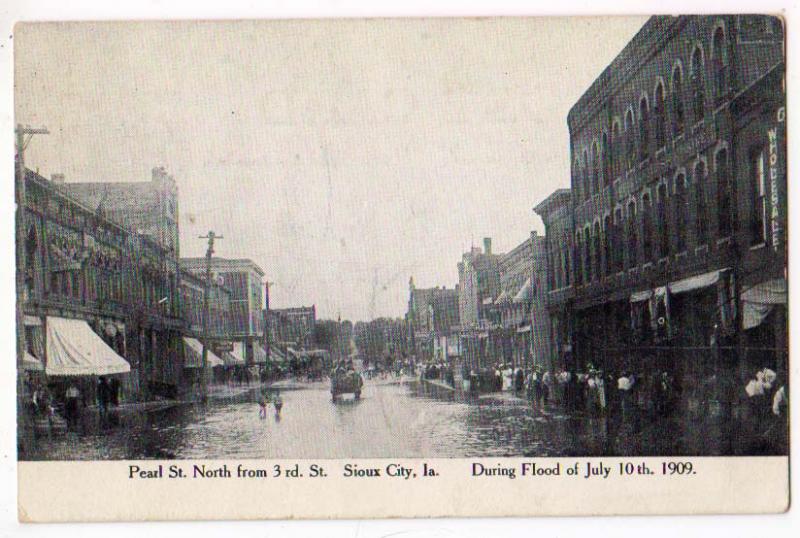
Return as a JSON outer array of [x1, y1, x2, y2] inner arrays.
[[273, 390, 283, 418]]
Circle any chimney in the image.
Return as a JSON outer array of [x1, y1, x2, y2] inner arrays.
[[483, 237, 492, 255], [51, 173, 65, 184]]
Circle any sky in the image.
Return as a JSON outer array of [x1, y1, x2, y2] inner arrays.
[[15, 17, 647, 321]]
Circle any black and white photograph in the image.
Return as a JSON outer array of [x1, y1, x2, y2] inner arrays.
[[13, 14, 787, 472]]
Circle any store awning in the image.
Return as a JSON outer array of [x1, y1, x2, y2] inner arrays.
[[24, 315, 41, 327], [494, 290, 510, 305], [23, 351, 44, 372], [253, 345, 268, 364], [225, 342, 247, 366], [45, 317, 130, 376], [742, 278, 786, 330], [482, 296, 495, 305], [516, 325, 531, 334], [669, 269, 728, 295], [183, 337, 224, 368], [513, 279, 532, 303], [630, 290, 652, 303]]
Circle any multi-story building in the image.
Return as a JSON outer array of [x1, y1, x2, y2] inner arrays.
[[180, 257, 265, 365], [566, 15, 785, 391], [405, 278, 459, 361], [534, 189, 574, 372], [20, 167, 185, 399], [457, 237, 503, 369], [267, 306, 317, 349], [496, 236, 533, 368]]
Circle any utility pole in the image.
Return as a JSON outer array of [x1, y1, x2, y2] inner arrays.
[[199, 231, 222, 403]]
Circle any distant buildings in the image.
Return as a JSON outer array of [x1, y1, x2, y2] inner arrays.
[[457, 238, 502, 330], [405, 278, 459, 361], [267, 306, 316, 348]]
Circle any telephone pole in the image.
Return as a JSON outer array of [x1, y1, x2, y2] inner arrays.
[[199, 231, 222, 403], [15, 124, 48, 457]]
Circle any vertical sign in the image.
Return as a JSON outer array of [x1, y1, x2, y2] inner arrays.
[[768, 106, 785, 252]]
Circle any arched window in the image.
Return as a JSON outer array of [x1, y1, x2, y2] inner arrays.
[[573, 157, 582, 195], [657, 183, 669, 258], [716, 148, 732, 238], [584, 225, 592, 282], [614, 207, 623, 272], [639, 96, 649, 162], [611, 121, 621, 176], [672, 65, 685, 136], [691, 46, 705, 123], [593, 222, 602, 279], [654, 81, 666, 149], [625, 109, 635, 169], [582, 150, 590, 201], [642, 193, 654, 261], [674, 173, 688, 251], [574, 230, 583, 285], [712, 26, 728, 104], [627, 201, 638, 269], [695, 161, 708, 245], [591, 142, 599, 194], [601, 132, 611, 187], [603, 215, 612, 276], [563, 244, 571, 286]]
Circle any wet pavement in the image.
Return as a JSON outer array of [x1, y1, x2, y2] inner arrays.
[[24, 376, 786, 460]]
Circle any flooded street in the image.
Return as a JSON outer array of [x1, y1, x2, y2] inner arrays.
[[27, 374, 771, 460]]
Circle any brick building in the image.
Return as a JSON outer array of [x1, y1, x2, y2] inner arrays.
[[180, 257, 265, 365], [267, 306, 317, 348], [405, 278, 459, 360], [534, 189, 574, 372], [564, 15, 785, 395], [21, 168, 185, 399]]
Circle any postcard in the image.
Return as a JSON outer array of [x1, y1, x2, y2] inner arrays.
[[14, 15, 788, 521]]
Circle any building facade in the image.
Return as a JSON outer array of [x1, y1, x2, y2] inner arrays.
[[267, 306, 317, 349], [21, 168, 186, 399], [534, 189, 574, 372], [565, 15, 785, 394], [406, 278, 459, 361], [180, 257, 265, 365], [496, 236, 534, 368]]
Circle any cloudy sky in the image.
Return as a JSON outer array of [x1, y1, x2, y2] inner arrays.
[[15, 17, 646, 321]]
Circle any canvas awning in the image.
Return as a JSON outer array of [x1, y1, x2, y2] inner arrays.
[[225, 342, 247, 366], [668, 269, 728, 295], [516, 325, 531, 334], [494, 290, 510, 305], [253, 345, 268, 364], [45, 316, 130, 376], [630, 290, 652, 302], [513, 279, 532, 303], [183, 337, 224, 368], [23, 351, 44, 372], [24, 315, 41, 326], [482, 296, 495, 305], [741, 278, 786, 330]]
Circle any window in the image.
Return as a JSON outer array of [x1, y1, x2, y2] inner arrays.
[[657, 183, 669, 258], [603, 215, 612, 276], [717, 148, 732, 238], [591, 142, 599, 194], [691, 46, 705, 123], [574, 230, 583, 285], [655, 81, 666, 149], [573, 158, 582, 195], [584, 225, 592, 282], [583, 150, 590, 200], [612, 122, 621, 176], [642, 193, 654, 261], [602, 132, 611, 187], [593, 222, 602, 279], [614, 208, 623, 271], [627, 201, 638, 269], [750, 147, 768, 245], [712, 26, 728, 104], [563, 245, 570, 286], [625, 110, 635, 169], [695, 161, 708, 244], [672, 65, 685, 135], [639, 97, 649, 162], [674, 174, 688, 252]]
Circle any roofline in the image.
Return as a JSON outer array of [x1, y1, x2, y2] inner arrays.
[[533, 188, 572, 216]]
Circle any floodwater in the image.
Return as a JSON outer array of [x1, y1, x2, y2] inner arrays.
[[25, 377, 785, 460]]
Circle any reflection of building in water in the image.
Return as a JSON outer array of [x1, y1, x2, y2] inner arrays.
[[20, 167, 185, 400]]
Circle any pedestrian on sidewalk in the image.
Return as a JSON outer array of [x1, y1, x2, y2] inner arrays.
[[64, 383, 81, 428], [97, 377, 112, 421]]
